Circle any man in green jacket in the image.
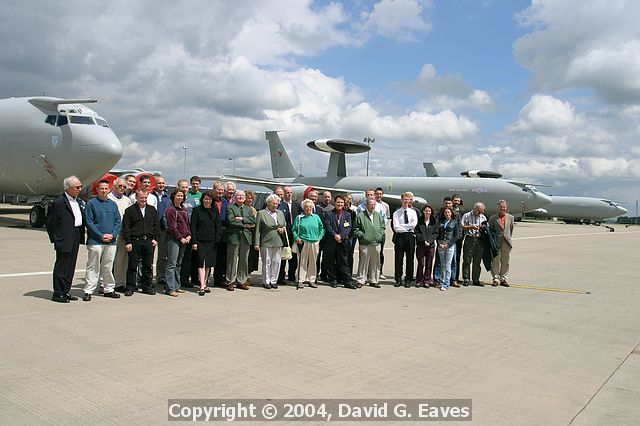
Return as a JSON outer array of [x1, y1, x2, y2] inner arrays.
[[225, 191, 255, 290], [353, 198, 386, 288]]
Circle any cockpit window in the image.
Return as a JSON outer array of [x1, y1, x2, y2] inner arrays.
[[69, 115, 95, 125], [57, 115, 68, 126], [95, 117, 109, 127], [45, 115, 56, 126]]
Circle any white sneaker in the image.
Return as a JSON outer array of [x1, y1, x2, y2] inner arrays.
[[379, 274, 387, 280]]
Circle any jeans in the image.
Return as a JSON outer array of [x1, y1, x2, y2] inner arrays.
[[437, 244, 455, 289], [165, 238, 185, 292]]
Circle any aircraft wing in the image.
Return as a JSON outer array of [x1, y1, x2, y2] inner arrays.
[[198, 174, 287, 188]]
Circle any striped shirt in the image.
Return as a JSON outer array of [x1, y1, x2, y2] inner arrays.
[[461, 210, 487, 237]]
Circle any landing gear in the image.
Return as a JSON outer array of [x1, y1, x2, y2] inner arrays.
[[30, 205, 46, 228]]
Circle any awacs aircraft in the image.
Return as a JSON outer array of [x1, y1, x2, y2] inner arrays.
[[528, 196, 627, 225], [204, 131, 552, 215], [0, 97, 123, 227]]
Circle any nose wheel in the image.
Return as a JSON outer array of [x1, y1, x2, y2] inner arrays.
[[30, 205, 46, 228]]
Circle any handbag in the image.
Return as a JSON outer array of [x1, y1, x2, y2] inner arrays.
[[280, 215, 293, 260], [281, 227, 292, 260]]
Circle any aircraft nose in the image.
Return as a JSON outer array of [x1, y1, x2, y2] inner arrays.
[[616, 206, 628, 216], [73, 127, 123, 182], [532, 191, 552, 210]]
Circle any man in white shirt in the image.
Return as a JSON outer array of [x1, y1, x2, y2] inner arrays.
[[129, 174, 157, 207], [392, 192, 418, 287]]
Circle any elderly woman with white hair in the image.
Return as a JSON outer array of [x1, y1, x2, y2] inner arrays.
[[254, 193, 287, 289], [292, 199, 325, 289]]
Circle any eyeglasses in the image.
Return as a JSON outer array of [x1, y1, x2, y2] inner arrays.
[[117, 184, 126, 188], [74, 185, 83, 189]]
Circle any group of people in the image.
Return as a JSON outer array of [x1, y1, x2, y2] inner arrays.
[[45, 174, 514, 303]]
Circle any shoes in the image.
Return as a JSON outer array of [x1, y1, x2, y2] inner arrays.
[[426, 280, 434, 287], [98, 287, 104, 295], [271, 283, 278, 289], [104, 291, 121, 298], [296, 283, 304, 290], [472, 281, 485, 287], [450, 282, 460, 288], [143, 288, 156, 295], [82, 293, 92, 302], [369, 282, 380, 288], [463, 280, 470, 287], [198, 289, 205, 296], [309, 282, 318, 288], [51, 295, 69, 303], [226, 284, 235, 291], [124, 289, 134, 297], [394, 281, 402, 287], [263, 283, 272, 289], [165, 291, 178, 297], [64, 293, 78, 301], [237, 283, 250, 290], [379, 274, 387, 280], [500, 280, 510, 287], [175, 289, 185, 293], [203, 287, 211, 293], [330, 280, 338, 288], [404, 280, 413, 288], [344, 283, 356, 289], [492, 279, 499, 287], [440, 287, 447, 291]]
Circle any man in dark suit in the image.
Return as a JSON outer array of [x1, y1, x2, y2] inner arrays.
[[278, 186, 301, 283], [121, 190, 160, 296], [46, 175, 85, 303], [322, 195, 354, 288]]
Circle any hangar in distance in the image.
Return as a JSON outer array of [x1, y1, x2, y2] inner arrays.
[[0, 97, 123, 227], [204, 131, 552, 216]]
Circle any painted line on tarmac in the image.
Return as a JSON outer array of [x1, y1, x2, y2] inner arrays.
[[515, 231, 640, 240], [0, 269, 85, 279], [509, 284, 591, 294]]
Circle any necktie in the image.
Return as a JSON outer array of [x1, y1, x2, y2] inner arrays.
[[404, 209, 408, 224]]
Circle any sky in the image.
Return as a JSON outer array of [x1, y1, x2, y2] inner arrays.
[[1, 0, 639, 209]]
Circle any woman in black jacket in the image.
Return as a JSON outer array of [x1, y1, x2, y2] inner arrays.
[[415, 205, 438, 288], [190, 191, 222, 295]]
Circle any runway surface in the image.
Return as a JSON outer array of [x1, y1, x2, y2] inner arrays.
[[0, 205, 638, 425]]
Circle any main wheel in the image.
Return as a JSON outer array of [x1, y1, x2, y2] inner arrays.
[[30, 206, 46, 228]]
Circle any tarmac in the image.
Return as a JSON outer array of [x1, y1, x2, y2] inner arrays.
[[0, 204, 639, 425]]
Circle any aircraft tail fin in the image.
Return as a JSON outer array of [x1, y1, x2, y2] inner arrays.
[[423, 162, 440, 177], [265, 131, 300, 178]]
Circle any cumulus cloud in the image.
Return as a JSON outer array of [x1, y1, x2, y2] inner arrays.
[[507, 94, 581, 135], [358, 0, 432, 42], [514, 0, 640, 104]]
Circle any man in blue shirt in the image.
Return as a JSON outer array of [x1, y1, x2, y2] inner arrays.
[[82, 180, 121, 301]]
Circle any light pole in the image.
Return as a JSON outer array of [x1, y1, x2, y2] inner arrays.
[[182, 146, 189, 178], [228, 157, 236, 174], [363, 137, 375, 176], [636, 199, 638, 225], [298, 162, 303, 174]]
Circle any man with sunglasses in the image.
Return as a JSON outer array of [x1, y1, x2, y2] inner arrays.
[[108, 177, 133, 291], [46, 176, 86, 303]]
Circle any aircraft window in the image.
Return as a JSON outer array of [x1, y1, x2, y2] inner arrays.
[[69, 115, 95, 125], [45, 115, 56, 126], [95, 117, 109, 127], [57, 115, 68, 126]]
